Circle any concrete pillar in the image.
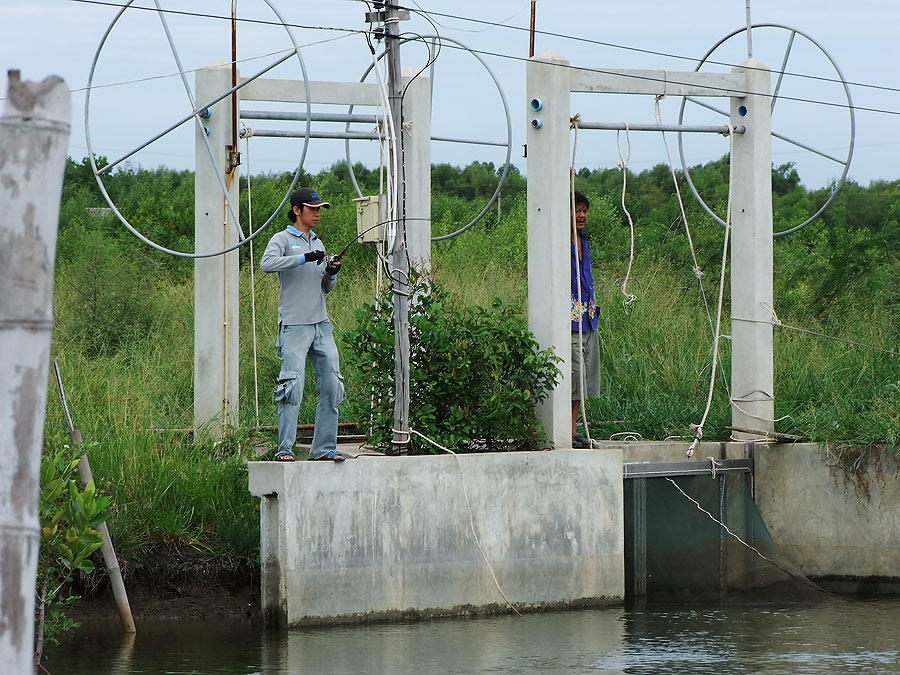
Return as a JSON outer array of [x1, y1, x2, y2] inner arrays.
[[730, 59, 774, 436], [0, 71, 70, 675], [526, 52, 572, 449], [194, 64, 240, 436], [401, 70, 432, 272]]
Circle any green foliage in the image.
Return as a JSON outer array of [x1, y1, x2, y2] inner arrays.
[[44, 153, 900, 569], [342, 271, 560, 453], [35, 437, 111, 660]]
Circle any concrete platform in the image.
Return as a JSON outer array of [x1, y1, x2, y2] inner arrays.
[[248, 448, 624, 626]]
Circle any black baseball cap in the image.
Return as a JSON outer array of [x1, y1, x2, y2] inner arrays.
[[290, 188, 330, 209]]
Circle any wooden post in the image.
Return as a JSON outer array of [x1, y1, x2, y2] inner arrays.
[[0, 70, 70, 674], [52, 361, 136, 634]]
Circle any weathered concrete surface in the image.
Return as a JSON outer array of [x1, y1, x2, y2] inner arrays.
[[598, 440, 749, 464], [755, 443, 900, 578], [0, 71, 70, 673], [249, 449, 623, 626]]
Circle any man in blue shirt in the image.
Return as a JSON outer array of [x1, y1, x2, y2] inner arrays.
[[261, 188, 345, 462], [570, 191, 600, 449]]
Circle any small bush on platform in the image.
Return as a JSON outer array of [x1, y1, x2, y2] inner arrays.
[[342, 270, 560, 453]]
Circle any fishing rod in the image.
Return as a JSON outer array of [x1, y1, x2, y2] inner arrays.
[[318, 219, 387, 285], [332, 219, 385, 261]]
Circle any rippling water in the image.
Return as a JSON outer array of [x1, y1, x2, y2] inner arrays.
[[44, 600, 900, 674]]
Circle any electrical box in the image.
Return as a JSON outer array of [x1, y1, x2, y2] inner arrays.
[[354, 195, 383, 243]]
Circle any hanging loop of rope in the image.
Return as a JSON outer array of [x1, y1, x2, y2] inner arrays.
[[569, 113, 592, 447], [615, 124, 637, 309]]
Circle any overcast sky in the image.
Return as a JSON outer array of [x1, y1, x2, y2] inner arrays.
[[1, 0, 897, 192]]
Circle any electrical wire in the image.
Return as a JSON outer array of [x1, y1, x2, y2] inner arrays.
[[687, 125, 736, 459], [393, 3, 900, 98], [59, 0, 900, 117]]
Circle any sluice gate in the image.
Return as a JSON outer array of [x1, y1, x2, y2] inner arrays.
[[624, 458, 822, 605]]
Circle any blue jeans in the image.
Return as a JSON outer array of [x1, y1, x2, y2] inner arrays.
[[274, 321, 344, 458]]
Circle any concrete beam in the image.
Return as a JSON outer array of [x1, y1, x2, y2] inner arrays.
[[239, 78, 382, 105], [571, 68, 747, 98]]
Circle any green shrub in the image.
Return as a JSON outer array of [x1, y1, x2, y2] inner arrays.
[[35, 437, 111, 667], [341, 270, 560, 453]]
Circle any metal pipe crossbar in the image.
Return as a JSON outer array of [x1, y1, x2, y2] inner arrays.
[[244, 127, 508, 147], [241, 110, 380, 124], [245, 129, 380, 140], [576, 121, 746, 134]]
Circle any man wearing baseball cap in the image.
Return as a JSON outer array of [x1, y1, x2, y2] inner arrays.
[[261, 188, 345, 462]]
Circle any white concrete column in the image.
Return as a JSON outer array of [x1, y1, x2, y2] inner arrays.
[[0, 71, 70, 675], [527, 52, 572, 449], [730, 59, 774, 436], [194, 64, 240, 436], [401, 69, 432, 272]]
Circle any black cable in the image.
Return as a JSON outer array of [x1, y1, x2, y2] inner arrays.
[[65, 0, 362, 36], [63, 0, 898, 116], [394, 3, 900, 97], [403, 38, 898, 118]]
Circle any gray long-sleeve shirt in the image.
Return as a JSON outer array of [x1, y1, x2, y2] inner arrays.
[[260, 226, 337, 325]]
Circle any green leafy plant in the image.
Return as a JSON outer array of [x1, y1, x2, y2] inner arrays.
[[35, 437, 111, 669], [342, 270, 561, 453]]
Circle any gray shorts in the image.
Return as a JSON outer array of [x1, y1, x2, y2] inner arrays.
[[572, 330, 601, 400]]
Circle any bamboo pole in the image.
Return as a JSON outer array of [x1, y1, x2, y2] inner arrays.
[[52, 361, 136, 634], [0, 70, 70, 675]]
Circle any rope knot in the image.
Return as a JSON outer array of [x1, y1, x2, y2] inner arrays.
[[569, 113, 582, 130]]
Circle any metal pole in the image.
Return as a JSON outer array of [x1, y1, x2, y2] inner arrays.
[[0, 70, 70, 675], [386, 6, 410, 455], [529, 1, 536, 57], [52, 361, 136, 634]]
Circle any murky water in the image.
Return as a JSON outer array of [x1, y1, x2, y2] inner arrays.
[[44, 600, 900, 674]]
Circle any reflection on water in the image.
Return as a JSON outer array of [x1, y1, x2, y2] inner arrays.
[[44, 600, 900, 674]]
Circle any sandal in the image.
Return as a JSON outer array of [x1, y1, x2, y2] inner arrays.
[[309, 450, 346, 462], [274, 451, 295, 462]]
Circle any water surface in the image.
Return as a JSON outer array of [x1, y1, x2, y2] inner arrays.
[[44, 600, 900, 674]]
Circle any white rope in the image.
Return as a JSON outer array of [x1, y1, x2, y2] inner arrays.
[[569, 113, 592, 447], [687, 125, 736, 459], [245, 133, 260, 420], [409, 428, 522, 616], [615, 125, 637, 309], [731, 304, 900, 358], [664, 477, 837, 597], [653, 95, 713, 334]]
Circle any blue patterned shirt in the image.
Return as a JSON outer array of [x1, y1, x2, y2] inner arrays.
[[570, 230, 597, 332]]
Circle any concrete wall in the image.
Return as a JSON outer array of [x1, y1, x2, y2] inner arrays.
[[755, 443, 900, 579], [248, 449, 624, 626]]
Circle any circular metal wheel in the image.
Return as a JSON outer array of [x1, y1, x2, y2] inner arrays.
[[343, 34, 513, 243], [85, 0, 311, 258], [677, 24, 855, 237]]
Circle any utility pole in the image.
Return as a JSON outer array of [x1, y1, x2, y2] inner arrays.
[[381, 3, 411, 455]]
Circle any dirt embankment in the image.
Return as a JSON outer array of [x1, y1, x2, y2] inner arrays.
[[69, 549, 260, 622]]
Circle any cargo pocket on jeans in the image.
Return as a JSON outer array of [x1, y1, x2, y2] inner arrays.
[[273, 370, 299, 404]]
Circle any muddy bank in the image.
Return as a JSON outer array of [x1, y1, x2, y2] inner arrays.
[[68, 549, 260, 623]]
